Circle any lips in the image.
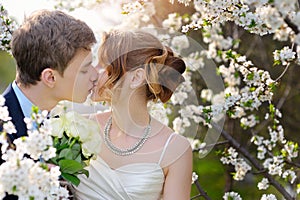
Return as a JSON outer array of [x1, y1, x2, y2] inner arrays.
[[88, 84, 96, 94]]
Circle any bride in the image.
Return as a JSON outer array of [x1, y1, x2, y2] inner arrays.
[[74, 30, 192, 200]]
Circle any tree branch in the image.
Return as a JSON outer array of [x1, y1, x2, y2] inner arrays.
[[284, 17, 299, 35], [210, 121, 295, 200], [252, 66, 293, 136], [275, 62, 292, 82], [191, 178, 212, 200], [276, 63, 294, 109]]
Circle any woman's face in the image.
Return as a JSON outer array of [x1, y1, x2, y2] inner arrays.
[[91, 65, 109, 102]]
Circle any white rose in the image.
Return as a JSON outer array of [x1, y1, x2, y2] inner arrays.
[[81, 122, 101, 158], [82, 138, 101, 159], [48, 116, 67, 138]]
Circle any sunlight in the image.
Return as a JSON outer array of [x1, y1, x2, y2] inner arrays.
[[1, 0, 123, 33]]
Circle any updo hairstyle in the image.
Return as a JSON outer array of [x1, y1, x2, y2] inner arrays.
[[98, 30, 186, 103]]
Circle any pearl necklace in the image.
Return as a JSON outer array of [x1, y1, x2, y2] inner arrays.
[[103, 116, 151, 156]]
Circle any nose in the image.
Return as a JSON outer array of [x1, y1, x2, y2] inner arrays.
[[90, 67, 98, 83]]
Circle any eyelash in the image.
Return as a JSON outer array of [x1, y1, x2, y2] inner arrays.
[[81, 70, 88, 74]]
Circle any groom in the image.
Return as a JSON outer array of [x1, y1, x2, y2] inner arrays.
[[1, 9, 98, 200]]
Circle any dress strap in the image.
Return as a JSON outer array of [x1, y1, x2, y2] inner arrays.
[[158, 133, 177, 165]]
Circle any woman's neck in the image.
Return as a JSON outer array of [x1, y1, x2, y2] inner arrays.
[[111, 96, 150, 137]]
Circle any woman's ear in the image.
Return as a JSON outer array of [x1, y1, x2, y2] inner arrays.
[[40, 68, 56, 88], [130, 68, 145, 89]]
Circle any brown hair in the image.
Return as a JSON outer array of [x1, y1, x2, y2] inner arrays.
[[98, 30, 186, 103], [11, 10, 96, 86]]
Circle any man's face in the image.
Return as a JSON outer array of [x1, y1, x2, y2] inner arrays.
[[55, 49, 98, 103]]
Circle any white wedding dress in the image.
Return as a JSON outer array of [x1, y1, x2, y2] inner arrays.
[[74, 133, 177, 200]]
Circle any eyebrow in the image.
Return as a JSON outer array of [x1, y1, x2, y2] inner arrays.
[[82, 60, 92, 68]]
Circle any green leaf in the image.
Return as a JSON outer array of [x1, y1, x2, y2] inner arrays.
[[246, 72, 254, 80], [78, 168, 89, 177], [273, 60, 281, 66], [59, 159, 83, 174], [248, 19, 257, 28], [31, 106, 39, 114], [49, 157, 58, 165], [12, 185, 17, 192], [60, 133, 69, 145], [61, 172, 80, 186], [71, 143, 81, 155], [59, 148, 74, 160], [74, 154, 82, 163], [56, 143, 69, 151]]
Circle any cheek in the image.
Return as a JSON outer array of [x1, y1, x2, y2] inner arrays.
[[90, 72, 110, 101], [97, 71, 109, 88]]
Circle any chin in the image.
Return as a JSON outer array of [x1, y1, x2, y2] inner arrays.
[[71, 99, 85, 104], [71, 95, 88, 103], [90, 91, 101, 102], [90, 96, 101, 102]]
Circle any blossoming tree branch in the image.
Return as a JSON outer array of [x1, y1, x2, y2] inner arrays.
[[1, 0, 300, 199]]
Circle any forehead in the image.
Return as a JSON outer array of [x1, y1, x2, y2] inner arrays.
[[80, 50, 93, 63], [65, 49, 91, 70]]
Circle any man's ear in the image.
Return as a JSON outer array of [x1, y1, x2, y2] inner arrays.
[[130, 68, 145, 89], [40, 68, 56, 88]]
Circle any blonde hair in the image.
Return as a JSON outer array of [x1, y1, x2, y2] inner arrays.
[[98, 30, 185, 103]]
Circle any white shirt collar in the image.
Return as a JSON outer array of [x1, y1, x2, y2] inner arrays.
[[12, 81, 34, 119]]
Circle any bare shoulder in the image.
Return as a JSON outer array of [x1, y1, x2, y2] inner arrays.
[[167, 133, 192, 158], [151, 118, 192, 167], [152, 117, 191, 149]]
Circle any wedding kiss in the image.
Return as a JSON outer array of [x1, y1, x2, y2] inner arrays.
[[1, 9, 192, 200]]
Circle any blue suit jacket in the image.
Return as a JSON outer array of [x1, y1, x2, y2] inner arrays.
[[2, 84, 27, 141], [1, 84, 26, 200]]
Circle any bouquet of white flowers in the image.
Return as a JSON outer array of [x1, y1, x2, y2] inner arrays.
[[46, 109, 101, 186], [0, 97, 101, 199]]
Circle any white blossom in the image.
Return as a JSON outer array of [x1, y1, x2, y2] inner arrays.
[[251, 135, 264, 146], [221, 147, 251, 181], [263, 156, 284, 176], [223, 191, 242, 200], [201, 89, 213, 102], [282, 141, 298, 160], [173, 117, 185, 134], [240, 114, 258, 129], [191, 172, 198, 184], [122, 1, 145, 14], [148, 101, 169, 126], [273, 46, 296, 65], [0, 106, 11, 122], [0, 95, 5, 106], [183, 51, 205, 71], [273, 26, 292, 41], [257, 146, 267, 160], [171, 35, 189, 53], [260, 194, 277, 200], [258, 178, 269, 190], [282, 169, 297, 184], [2, 121, 16, 134], [162, 13, 182, 33], [170, 0, 192, 6]]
